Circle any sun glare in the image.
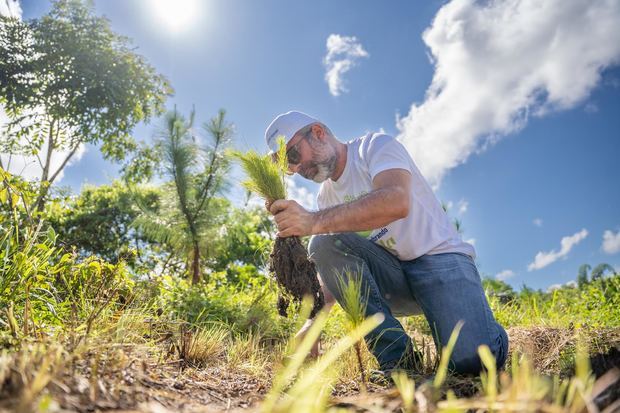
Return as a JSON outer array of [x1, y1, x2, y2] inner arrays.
[[151, 0, 201, 33]]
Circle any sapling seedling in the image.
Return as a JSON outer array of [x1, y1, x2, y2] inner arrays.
[[233, 139, 324, 317], [336, 268, 370, 392]]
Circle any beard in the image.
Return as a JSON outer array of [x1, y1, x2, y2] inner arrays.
[[300, 161, 333, 183], [299, 139, 337, 183]]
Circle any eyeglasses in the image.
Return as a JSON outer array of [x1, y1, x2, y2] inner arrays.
[[286, 135, 306, 166]]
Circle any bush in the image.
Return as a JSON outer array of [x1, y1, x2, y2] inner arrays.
[[160, 266, 295, 341], [489, 275, 620, 328], [0, 169, 135, 343]]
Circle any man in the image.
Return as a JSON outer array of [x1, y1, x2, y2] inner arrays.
[[265, 110, 508, 376]]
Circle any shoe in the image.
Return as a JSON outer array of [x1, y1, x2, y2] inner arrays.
[[368, 368, 396, 386]]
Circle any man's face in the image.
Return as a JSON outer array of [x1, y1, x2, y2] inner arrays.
[[286, 127, 337, 183]]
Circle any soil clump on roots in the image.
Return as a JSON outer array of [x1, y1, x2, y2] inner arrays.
[[269, 236, 324, 318]]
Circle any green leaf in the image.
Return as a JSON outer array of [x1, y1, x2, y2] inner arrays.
[[46, 226, 57, 243]]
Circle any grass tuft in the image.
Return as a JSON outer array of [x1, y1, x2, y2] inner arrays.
[[178, 325, 230, 367]]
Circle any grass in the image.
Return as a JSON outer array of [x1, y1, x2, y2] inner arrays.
[[1, 283, 618, 412], [177, 324, 230, 367], [261, 301, 384, 413], [488, 277, 620, 328], [226, 331, 272, 374], [2, 166, 620, 412]]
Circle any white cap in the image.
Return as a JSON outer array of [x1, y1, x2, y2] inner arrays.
[[264, 110, 319, 153]]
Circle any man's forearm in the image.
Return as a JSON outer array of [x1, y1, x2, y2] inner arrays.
[[312, 187, 409, 234]]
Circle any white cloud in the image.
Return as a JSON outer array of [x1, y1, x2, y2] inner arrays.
[[396, 0, 620, 187], [457, 199, 468, 215], [323, 34, 369, 97], [0, 147, 86, 184], [285, 176, 317, 211], [527, 228, 588, 271], [533, 218, 543, 227], [0, 0, 21, 18], [495, 269, 515, 281], [602, 229, 620, 255]]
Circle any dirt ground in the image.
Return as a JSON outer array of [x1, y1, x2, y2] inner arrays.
[[0, 327, 618, 412]]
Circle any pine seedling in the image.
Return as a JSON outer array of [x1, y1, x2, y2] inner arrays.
[[233, 137, 287, 204], [233, 139, 324, 318], [336, 268, 370, 391], [262, 307, 384, 413]]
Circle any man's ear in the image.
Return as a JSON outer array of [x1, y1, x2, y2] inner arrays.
[[312, 123, 326, 141]]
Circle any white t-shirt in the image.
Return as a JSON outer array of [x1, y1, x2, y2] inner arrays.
[[317, 132, 476, 261]]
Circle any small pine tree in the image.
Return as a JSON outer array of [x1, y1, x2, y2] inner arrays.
[[135, 108, 233, 284]]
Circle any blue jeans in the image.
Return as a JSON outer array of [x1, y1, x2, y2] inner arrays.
[[308, 232, 508, 375]]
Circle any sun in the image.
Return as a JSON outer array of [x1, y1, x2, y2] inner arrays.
[[151, 0, 201, 33]]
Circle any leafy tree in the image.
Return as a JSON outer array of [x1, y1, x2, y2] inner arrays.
[[135, 108, 233, 284], [121, 143, 163, 185], [0, 0, 171, 211], [46, 181, 160, 269], [591, 263, 615, 281], [577, 264, 591, 289], [518, 284, 538, 299], [482, 277, 515, 296], [211, 206, 274, 274]]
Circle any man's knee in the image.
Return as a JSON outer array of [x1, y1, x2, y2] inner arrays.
[[308, 233, 365, 293], [308, 233, 356, 260], [308, 234, 338, 258]]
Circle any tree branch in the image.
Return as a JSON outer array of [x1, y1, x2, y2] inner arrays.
[[48, 143, 80, 185]]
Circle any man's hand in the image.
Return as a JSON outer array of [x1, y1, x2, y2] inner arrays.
[[269, 199, 316, 237]]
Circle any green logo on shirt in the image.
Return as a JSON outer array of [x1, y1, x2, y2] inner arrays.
[[376, 236, 397, 256]]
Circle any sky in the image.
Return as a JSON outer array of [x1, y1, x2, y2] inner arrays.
[[2, 0, 620, 291]]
